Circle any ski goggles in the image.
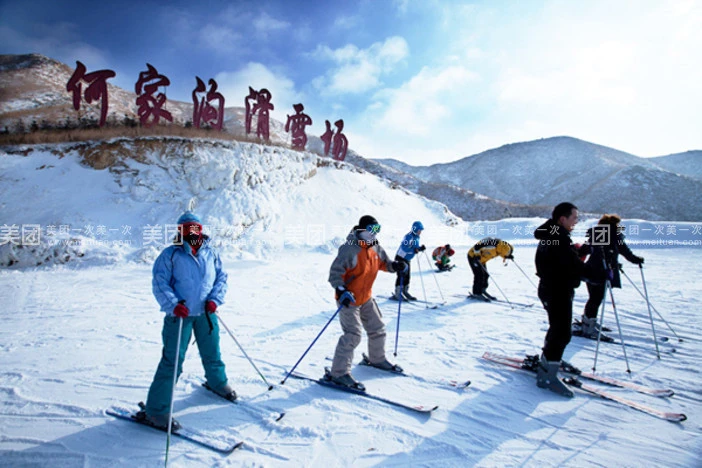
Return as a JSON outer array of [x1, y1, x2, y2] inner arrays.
[[366, 223, 381, 234]]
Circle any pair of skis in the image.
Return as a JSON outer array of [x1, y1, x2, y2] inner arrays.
[[482, 352, 686, 422], [106, 400, 244, 454], [290, 353, 469, 414], [106, 384, 286, 454]]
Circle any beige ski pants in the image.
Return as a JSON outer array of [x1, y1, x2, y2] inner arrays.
[[330, 298, 386, 377]]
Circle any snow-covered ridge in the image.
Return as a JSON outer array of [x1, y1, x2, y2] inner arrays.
[[0, 137, 459, 267]]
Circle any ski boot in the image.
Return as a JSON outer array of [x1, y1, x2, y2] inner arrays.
[[482, 291, 497, 301], [402, 286, 417, 301], [136, 402, 181, 431], [361, 354, 403, 373], [324, 369, 365, 391], [535, 354, 574, 398]]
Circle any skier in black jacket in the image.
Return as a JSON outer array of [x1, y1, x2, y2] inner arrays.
[[578, 214, 644, 338], [533, 202, 602, 397]]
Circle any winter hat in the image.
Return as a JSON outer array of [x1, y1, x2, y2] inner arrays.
[[177, 211, 202, 226], [446, 244, 455, 256], [357, 215, 379, 231], [412, 221, 424, 233], [177, 211, 201, 225]]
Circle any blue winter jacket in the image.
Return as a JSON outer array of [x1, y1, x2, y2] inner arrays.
[[395, 232, 421, 261], [152, 237, 228, 316]]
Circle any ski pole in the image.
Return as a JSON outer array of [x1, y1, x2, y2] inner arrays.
[[217, 314, 274, 390], [592, 280, 608, 373], [481, 263, 513, 309], [415, 255, 429, 306], [511, 258, 538, 290], [608, 284, 631, 373], [621, 267, 682, 342], [394, 275, 404, 357], [423, 251, 445, 302], [165, 316, 184, 467], [637, 265, 661, 359], [281, 304, 343, 384]]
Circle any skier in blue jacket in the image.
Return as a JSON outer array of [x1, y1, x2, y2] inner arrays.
[[391, 221, 425, 301], [139, 211, 233, 430]]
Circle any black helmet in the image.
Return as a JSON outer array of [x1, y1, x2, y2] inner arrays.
[[357, 215, 379, 230]]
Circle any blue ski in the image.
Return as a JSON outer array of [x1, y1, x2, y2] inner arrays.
[[106, 406, 243, 454]]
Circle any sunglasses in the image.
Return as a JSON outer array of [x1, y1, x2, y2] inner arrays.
[[366, 223, 381, 234]]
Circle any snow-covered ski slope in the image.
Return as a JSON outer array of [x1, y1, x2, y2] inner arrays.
[[0, 138, 700, 466]]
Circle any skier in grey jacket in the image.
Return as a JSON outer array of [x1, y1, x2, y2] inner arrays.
[[327, 215, 406, 390]]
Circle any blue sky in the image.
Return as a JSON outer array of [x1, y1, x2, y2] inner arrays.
[[1, 0, 700, 164]]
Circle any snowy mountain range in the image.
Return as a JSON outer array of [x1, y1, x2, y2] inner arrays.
[[376, 137, 702, 221]]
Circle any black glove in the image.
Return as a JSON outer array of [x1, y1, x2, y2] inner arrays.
[[392, 261, 408, 273], [418, 245, 426, 252], [336, 286, 355, 307], [634, 256, 644, 265], [505, 254, 514, 260]]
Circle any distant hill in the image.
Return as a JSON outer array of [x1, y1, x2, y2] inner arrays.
[[376, 137, 702, 221], [649, 151, 702, 181]]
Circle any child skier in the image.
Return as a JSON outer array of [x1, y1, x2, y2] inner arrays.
[[391, 221, 425, 301], [432, 244, 455, 271]]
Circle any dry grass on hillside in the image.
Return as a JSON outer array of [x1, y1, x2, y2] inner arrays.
[[0, 124, 295, 150]]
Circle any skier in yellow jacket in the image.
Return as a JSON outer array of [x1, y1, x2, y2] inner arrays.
[[467, 237, 514, 301]]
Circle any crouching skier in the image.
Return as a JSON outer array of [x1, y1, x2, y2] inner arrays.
[[138, 211, 234, 430], [327, 215, 407, 390], [432, 244, 455, 271]]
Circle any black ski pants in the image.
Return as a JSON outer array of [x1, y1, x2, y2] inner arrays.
[[538, 282, 574, 362], [469, 257, 489, 295], [394, 255, 411, 287], [584, 282, 606, 319]]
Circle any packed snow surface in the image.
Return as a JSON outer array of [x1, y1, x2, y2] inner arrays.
[[0, 139, 700, 466]]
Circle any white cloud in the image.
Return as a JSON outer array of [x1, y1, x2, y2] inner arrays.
[[0, 23, 109, 70], [392, 0, 410, 15], [214, 62, 302, 123], [311, 36, 409, 95], [359, 0, 702, 163], [486, 1, 702, 157], [333, 15, 362, 30], [370, 65, 480, 136], [198, 25, 245, 52], [252, 12, 290, 36]]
